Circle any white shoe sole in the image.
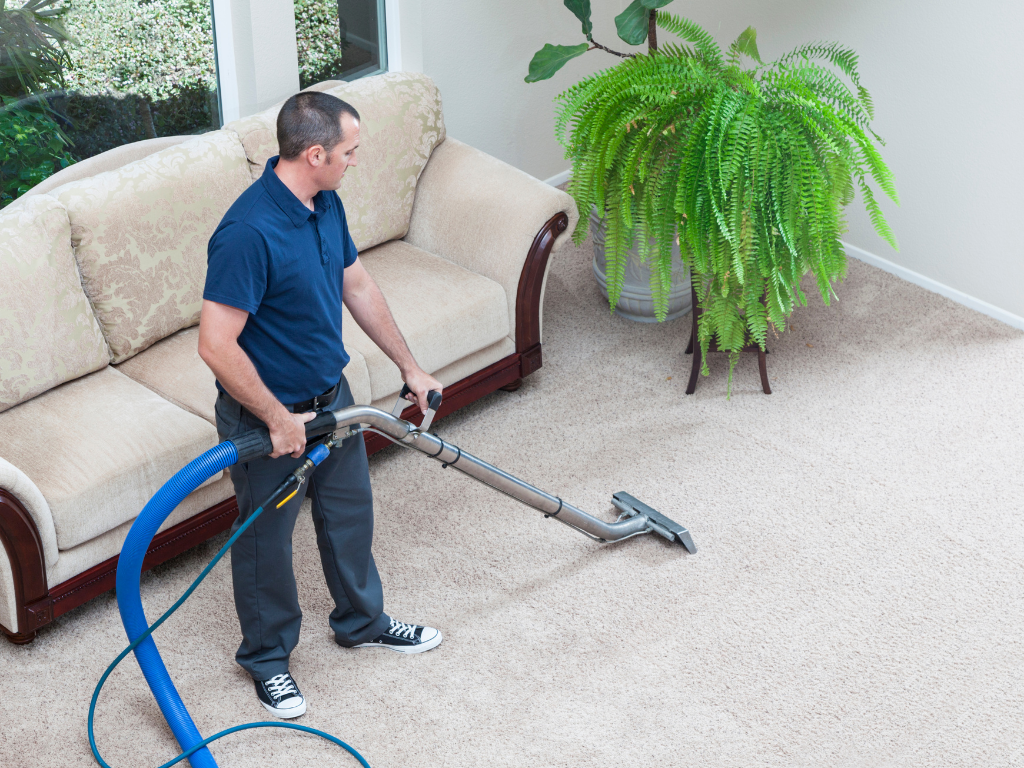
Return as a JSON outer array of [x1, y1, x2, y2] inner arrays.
[[353, 629, 443, 654], [259, 698, 306, 719]]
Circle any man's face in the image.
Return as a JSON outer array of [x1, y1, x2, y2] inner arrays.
[[314, 113, 360, 191]]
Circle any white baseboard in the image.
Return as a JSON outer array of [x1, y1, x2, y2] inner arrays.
[[533, 180, 1023, 331], [842, 241, 1024, 331], [544, 169, 572, 187]]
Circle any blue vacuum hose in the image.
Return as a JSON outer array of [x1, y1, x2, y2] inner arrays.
[[88, 434, 370, 768]]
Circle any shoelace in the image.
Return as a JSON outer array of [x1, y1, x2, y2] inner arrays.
[[387, 619, 417, 639], [265, 673, 300, 700]]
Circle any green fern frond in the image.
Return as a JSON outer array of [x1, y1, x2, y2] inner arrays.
[[655, 12, 724, 67], [551, 19, 897, 393]]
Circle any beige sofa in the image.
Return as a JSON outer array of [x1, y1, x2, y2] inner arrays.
[[0, 72, 577, 643]]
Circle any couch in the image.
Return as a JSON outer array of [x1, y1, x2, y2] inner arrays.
[[0, 72, 577, 643]]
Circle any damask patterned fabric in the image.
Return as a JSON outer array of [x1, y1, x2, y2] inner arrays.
[[0, 366, 222, 551], [52, 130, 254, 363], [342, 240, 510, 400], [0, 195, 110, 412], [223, 72, 446, 252]]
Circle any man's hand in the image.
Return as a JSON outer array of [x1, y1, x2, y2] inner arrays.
[[268, 410, 317, 458], [402, 367, 443, 414], [199, 300, 304, 455]]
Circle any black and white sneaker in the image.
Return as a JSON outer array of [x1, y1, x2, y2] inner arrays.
[[353, 618, 443, 654], [255, 672, 306, 718]]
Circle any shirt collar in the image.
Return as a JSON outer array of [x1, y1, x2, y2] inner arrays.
[[262, 156, 334, 228]]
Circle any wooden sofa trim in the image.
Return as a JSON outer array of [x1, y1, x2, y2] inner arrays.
[[0, 211, 568, 644], [0, 490, 49, 643]]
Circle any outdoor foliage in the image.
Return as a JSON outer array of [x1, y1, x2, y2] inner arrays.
[[51, 84, 217, 159], [57, 0, 219, 153], [296, 0, 349, 90], [545, 9, 898, 388], [62, 0, 216, 102], [0, 96, 73, 205], [0, 0, 72, 97], [1, 0, 220, 207]]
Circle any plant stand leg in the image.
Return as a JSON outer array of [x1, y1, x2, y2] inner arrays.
[[685, 283, 700, 395], [758, 349, 771, 394]]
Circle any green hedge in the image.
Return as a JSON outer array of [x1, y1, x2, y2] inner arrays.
[[0, 99, 74, 206], [3, 0, 350, 206], [62, 0, 217, 101], [296, 0, 348, 89]]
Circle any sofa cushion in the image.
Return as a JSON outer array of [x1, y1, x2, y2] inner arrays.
[[23, 136, 192, 199], [114, 326, 218, 423], [52, 130, 253, 364], [224, 72, 446, 252], [343, 240, 510, 400], [368, 337, 516, 412], [0, 195, 110, 413], [115, 325, 375, 425], [0, 366, 222, 550], [46, 472, 235, 587]]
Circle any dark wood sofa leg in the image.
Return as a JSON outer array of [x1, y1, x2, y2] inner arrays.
[[500, 379, 523, 392], [1, 626, 36, 644]]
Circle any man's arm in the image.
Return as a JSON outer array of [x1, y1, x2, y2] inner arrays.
[[197, 299, 314, 458], [342, 258, 441, 413]]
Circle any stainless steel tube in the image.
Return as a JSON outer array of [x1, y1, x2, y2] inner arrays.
[[329, 405, 653, 542]]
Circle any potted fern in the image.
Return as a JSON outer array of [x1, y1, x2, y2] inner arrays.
[[527, 2, 898, 387]]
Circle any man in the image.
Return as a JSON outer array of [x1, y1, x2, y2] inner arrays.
[[198, 91, 443, 720]]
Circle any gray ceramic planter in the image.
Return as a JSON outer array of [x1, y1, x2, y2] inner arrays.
[[589, 207, 692, 322]]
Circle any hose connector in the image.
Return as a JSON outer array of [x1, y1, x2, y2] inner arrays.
[[274, 437, 337, 509]]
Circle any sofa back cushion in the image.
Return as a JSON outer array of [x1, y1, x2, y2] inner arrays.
[[224, 72, 446, 252], [53, 130, 253, 363], [0, 195, 110, 413]]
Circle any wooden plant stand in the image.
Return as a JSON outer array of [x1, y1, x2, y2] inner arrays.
[[684, 283, 771, 395]]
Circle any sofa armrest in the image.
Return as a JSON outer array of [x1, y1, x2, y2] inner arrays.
[[0, 458, 58, 638], [404, 138, 579, 354]]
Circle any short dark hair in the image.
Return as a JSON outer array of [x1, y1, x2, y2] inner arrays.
[[276, 91, 360, 161]]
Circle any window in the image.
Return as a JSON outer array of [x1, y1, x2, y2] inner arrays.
[[295, 0, 388, 88], [1, 0, 220, 207], [59, 0, 221, 156]]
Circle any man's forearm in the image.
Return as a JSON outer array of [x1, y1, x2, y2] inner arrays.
[[345, 278, 417, 373], [204, 340, 289, 426]]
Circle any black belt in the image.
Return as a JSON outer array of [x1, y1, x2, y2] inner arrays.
[[288, 384, 337, 414]]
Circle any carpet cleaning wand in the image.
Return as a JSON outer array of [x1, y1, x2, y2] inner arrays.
[[92, 389, 695, 768], [373, 386, 697, 550]]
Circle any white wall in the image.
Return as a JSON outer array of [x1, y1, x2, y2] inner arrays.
[[677, 0, 1024, 322], [397, 0, 1024, 322], [396, 0, 633, 182], [217, 0, 1023, 321]]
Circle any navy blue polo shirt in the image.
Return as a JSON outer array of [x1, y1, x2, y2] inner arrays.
[[204, 156, 358, 404]]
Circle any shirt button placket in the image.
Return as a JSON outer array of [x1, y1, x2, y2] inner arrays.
[[312, 218, 328, 265]]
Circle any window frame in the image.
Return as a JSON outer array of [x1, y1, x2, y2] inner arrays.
[[211, 0, 396, 126]]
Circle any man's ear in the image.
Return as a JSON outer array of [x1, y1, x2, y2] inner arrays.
[[305, 144, 326, 167]]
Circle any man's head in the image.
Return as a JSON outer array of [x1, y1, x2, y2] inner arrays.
[[276, 92, 361, 190]]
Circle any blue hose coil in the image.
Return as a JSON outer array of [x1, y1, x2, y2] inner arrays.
[[91, 439, 370, 768], [116, 442, 237, 768]]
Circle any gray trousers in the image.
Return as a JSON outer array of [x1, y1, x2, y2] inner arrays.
[[214, 374, 390, 681]]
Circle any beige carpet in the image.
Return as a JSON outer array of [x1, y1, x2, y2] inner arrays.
[[3, 233, 1023, 768]]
